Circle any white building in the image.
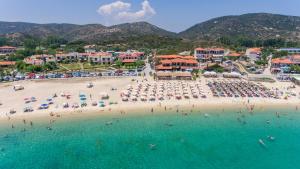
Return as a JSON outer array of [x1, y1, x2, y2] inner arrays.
[[278, 48, 300, 54], [0, 46, 16, 55], [88, 52, 114, 64], [246, 48, 262, 62], [194, 48, 225, 63]]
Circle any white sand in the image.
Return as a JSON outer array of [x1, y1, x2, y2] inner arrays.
[[0, 77, 299, 121]]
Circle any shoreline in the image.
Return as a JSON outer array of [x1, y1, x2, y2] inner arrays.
[[1, 77, 300, 124], [1, 98, 297, 124]]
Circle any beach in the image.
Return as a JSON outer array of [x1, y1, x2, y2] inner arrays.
[[1, 78, 300, 169], [0, 77, 299, 122]]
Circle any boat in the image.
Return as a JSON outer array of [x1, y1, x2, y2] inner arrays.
[[267, 136, 276, 141], [13, 85, 24, 91], [149, 144, 156, 150], [259, 139, 266, 147]]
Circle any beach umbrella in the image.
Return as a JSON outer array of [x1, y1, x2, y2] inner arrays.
[[100, 92, 109, 100], [63, 103, 69, 108], [79, 94, 86, 98], [72, 103, 79, 108], [92, 101, 98, 106]]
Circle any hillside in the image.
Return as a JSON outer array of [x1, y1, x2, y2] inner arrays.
[[1, 13, 300, 46], [0, 21, 176, 43], [179, 13, 300, 41]]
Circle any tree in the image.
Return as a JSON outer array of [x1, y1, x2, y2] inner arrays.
[[76, 46, 85, 53], [0, 37, 8, 46], [15, 61, 27, 72], [115, 60, 123, 68], [273, 51, 288, 59], [290, 65, 300, 73], [43, 36, 67, 49], [43, 62, 58, 71], [24, 38, 38, 50], [217, 36, 232, 46], [135, 60, 145, 68]]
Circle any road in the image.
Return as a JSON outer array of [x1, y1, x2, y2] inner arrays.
[[234, 62, 248, 74], [143, 55, 153, 77], [263, 55, 273, 76]]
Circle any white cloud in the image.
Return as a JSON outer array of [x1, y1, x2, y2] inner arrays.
[[97, 0, 156, 24], [97, 1, 131, 15]]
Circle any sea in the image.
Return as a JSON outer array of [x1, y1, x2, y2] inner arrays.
[[0, 107, 300, 169]]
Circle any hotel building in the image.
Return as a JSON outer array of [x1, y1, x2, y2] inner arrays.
[[194, 48, 225, 63]]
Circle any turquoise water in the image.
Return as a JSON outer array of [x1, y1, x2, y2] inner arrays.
[[1, 108, 300, 169]]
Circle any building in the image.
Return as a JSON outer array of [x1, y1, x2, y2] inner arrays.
[[155, 55, 199, 72], [88, 52, 114, 64], [278, 48, 300, 54], [117, 51, 144, 64], [246, 48, 262, 62], [24, 54, 55, 65], [84, 45, 96, 53], [156, 71, 192, 80], [78, 53, 89, 62], [271, 55, 300, 73], [226, 52, 242, 59], [194, 48, 225, 63], [55, 52, 79, 62], [0, 61, 16, 67], [0, 46, 17, 55]]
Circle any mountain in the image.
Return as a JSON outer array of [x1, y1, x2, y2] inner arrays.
[[179, 13, 300, 41], [1, 13, 300, 44], [0, 21, 176, 42]]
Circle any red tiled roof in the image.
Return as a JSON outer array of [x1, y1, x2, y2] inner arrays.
[[184, 59, 198, 64], [248, 48, 261, 53], [227, 52, 242, 57], [88, 52, 112, 57], [291, 55, 300, 60], [182, 56, 196, 59], [55, 53, 67, 57], [0, 46, 16, 49], [122, 59, 136, 63], [195, 48, 205, 51], [0, 61, 16, 66], [161, 60, 172, 64], [156, 65, 172, 70], [157, 55, 181, 59], [271, 58, 292, 64], [181, 66, 199, 70]]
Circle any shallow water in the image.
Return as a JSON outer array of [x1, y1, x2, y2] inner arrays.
[[0, 108, 300, 169]]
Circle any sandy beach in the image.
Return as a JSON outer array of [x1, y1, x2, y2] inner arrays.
[[0, 77, 299, 122]]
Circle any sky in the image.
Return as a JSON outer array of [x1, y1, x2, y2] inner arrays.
[[0, 0, 300, 32]]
